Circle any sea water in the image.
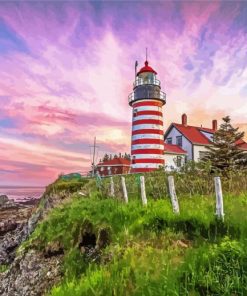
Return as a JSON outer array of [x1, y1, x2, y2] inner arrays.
[[0, 186, 44, 203]]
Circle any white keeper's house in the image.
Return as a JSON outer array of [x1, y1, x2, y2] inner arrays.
[[163, 113, 247, 170]]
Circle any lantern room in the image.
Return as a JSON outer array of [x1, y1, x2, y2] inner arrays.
[[128, 60, 166, 106]]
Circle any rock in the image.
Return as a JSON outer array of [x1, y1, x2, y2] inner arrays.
[[0, 190, 73, 295], [0, 249, 63, 296], [173, 239, 190, 248], [44, 241, 64, 258], [0, 195, 9, 206], [0, 195, 34, 265], [28, 209, 42, 235], [78, 191, 86, 196], [18, 197, 40, 206]]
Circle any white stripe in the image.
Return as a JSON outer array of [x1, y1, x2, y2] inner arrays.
[[133, 115, 163, 121], [132, 144, 164, 150], [134, 106, 160, 112], [132, 134, 164, 141], [132, 124, 163, 131], [132, 163, 162, 169], [132, 154, 164, 159]]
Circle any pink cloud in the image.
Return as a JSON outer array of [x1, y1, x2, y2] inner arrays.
[[0, 1, 247, 185]]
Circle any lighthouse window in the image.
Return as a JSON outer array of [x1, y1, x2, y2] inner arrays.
[[133, 109, 138, 117], [176, 136, 182, 147]]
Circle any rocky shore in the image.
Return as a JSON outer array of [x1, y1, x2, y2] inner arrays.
[[0, 190, 72, 295], [0, 195, 38, 265]]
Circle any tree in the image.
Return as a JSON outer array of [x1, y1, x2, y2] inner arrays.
[[103, 153, 110, 162], [124, 153, 131, 160], [203, 116, 245, 172]]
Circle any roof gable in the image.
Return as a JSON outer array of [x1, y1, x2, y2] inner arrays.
[[165, 123, 212, 145]]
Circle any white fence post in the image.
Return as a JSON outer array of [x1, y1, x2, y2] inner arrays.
[[110, 177, 114, 197], [121, 176, 128, 203], [214, 176, 224, 221], [168, 176, 180, 214], [140, 176, 147, 206]]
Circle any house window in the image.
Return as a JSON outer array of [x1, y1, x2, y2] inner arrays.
[[166, 137, 172, 144], [176, 136, 182, 147], [199, 151, 207, 160], [177, 156, 182, 167]]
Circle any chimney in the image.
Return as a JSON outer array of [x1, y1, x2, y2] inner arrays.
[[212, 119, 217, 131], [182, 113, 187, 126]]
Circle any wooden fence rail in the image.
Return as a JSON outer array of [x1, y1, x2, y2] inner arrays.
[[168, 176, 180, 214], [214, 176, 224, 221], [121, 176, 128, 203], [104, 174, 225, 221]]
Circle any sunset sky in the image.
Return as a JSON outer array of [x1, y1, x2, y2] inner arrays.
[[0, 1, 247, 186]]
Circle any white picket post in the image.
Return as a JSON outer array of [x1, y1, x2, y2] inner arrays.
[[140, 176, 147, 206], [168, 176, 180, 214], [121, 176, 128, 203], [110, 177, 114, 197], [214, 176, 224, 221]]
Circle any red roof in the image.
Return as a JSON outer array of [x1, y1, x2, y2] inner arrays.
[[137, 61, 157, 76], [97, 157, 131, 166], [236, 139, 247, 150], [164, 143, 187, 154], [173, 123, 212, 145], [166, 123, 247, 149]]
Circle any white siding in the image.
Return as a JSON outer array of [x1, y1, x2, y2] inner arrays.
[[165, 127, 193, 160], [164, 153, 186, 171], [193, 145, 210, 161]]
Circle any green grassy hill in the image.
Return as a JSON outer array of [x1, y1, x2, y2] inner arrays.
[[21, 169, 247, 295]]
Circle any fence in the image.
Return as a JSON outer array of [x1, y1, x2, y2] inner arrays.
[[95, 170, 247, 222]]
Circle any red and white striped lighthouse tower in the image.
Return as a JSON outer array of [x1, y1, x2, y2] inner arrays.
[[129, 60, 166, 173]]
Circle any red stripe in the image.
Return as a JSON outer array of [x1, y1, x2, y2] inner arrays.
[[133, 101, 162, 107], [132, 139, 164, 145], [132, 149, 164, 154], [131, 168, 157, 173], [133, 119, 163, 126], [133, 159, 164, 164], [135, 111, 163, 117], [132, 129, 164, 135]]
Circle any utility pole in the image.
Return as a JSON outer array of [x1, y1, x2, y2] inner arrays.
[[90, 137, 98, 177]]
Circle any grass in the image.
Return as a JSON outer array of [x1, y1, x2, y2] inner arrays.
[[21, 188, 247, 295], [19, 168, 247, 295]]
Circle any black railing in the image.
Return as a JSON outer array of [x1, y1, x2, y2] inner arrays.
[[128, 90, 166, 105]]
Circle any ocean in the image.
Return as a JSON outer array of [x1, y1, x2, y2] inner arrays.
[[0, 186, 45, 203]]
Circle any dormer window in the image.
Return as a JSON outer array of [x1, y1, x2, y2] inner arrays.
[[176, 136, 182, 147], [166, 137, 172, 144]]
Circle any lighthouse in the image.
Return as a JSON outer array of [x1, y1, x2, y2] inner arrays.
[[129, 60, 166, 173]]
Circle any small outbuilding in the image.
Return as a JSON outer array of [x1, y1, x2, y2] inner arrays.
[[96, 157, 131, 176]]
